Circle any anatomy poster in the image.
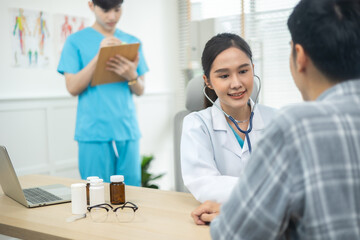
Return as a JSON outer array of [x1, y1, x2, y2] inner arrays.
[[10, 8, 51, 68], [54, 14, 89, 60]]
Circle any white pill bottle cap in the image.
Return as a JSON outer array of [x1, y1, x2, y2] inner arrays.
[[110, 175, 124, 183]]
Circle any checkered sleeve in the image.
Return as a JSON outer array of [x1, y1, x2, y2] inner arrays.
[[210, 118, 299, 240]]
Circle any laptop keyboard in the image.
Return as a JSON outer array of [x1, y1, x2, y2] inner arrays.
[[23, 187, 62, 204]]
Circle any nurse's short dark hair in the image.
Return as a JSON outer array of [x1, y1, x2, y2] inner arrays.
[[201, 33, 253, 108], [287, 0, 360, 82], [92, 0, 123, 11]]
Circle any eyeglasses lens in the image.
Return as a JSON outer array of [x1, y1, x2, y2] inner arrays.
[[90, 207, 108, 222], [115, 207, 135, 222]]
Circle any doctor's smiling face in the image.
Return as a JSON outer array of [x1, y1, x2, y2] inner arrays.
[[202, 33, 255, 118], [204, 47, 254, 117]]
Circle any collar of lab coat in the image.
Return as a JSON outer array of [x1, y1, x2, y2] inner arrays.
[[210, 98, 266, 156]]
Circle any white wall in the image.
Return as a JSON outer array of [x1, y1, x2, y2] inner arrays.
[[0, 0, 180, 190]]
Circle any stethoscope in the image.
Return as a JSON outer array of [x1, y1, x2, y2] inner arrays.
[[202, 75, 261, 153]]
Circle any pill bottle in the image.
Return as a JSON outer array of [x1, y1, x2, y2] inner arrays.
[[71, 183, 87, 214], [89, 178, 105, 206], [110, 175, 125, 204], [86, 176, 99, 205]]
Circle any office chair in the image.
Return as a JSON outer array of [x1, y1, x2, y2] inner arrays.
[[173, 75, 204, 192]]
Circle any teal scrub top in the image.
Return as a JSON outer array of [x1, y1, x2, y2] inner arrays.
[[57, 27, 149, 141]]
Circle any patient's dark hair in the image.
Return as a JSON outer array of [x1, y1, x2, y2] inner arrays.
[[287, 0, 360, 82], [92, 0, 123, 11], [201, 33, 253, 108]]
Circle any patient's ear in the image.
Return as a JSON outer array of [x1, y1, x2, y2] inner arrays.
[[203, 75, 213, 89], [294, 44, 307, 73]]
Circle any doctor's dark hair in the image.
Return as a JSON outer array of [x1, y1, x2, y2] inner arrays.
[[202, 33, 253, 108], [287, 0, 360, 82], [92, 0, 123, 11]]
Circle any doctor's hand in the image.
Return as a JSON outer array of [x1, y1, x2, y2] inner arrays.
[[191, 201, 221, 225], [106, 53, 139, 81]]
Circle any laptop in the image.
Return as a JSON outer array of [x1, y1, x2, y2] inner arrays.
[[0, 145, 71, 208]]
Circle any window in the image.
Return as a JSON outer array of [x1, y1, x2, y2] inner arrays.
[[178, 0, 302, 109]]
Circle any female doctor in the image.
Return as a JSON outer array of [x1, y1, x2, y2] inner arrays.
[[181, 33, 276, 203]]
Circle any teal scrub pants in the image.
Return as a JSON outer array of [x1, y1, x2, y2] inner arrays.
[[78, 140, 141, 186]]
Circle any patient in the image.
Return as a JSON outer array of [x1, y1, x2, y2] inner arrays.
[[192, 0, 360, 239], [181, 33, 276, 203]]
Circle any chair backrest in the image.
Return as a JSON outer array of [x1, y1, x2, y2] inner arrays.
[[173, 74, 260, 192], [173, 110, 190, 192], [185, 75, 205, 111], [251, 76, 260, 104], [173, 75, 204, 192]]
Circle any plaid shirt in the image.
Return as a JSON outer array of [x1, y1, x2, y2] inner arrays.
[[210, 79, 360, 240]]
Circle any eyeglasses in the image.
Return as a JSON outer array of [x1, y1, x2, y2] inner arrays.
[[87, 202, 138, 223]]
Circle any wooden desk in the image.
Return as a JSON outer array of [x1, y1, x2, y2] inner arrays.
[[0, 175, 210, 240]]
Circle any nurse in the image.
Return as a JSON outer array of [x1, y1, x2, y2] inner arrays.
[[181, 33, 276, 203], [57, 0, 148, 185]]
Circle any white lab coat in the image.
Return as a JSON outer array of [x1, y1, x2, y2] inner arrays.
[[181, 99, 276, 203]]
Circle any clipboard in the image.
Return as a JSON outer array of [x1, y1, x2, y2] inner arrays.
[[91, 43, 140, 86]]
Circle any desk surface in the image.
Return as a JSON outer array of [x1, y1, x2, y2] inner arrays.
[[0, 175, 210, 240]]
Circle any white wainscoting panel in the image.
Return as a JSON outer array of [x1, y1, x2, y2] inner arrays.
[[0, 96, 79, 179], [135, 91, 176, 191]]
